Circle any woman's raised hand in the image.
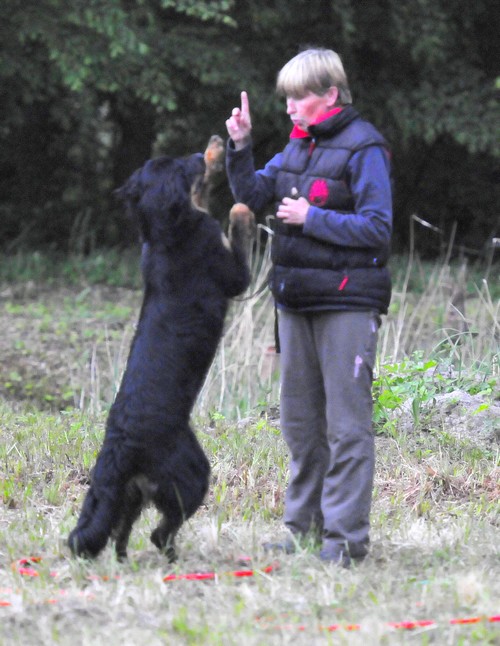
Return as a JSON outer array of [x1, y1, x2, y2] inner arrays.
[[226, 91, 252, 150]]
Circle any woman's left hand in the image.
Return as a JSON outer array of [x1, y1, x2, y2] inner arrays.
[[276, 196, 310, 225]]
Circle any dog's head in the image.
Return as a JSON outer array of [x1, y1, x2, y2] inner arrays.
[[114, 152, 206, 243]]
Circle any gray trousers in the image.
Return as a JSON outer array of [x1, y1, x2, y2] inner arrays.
[[278, 309, 380, 557]]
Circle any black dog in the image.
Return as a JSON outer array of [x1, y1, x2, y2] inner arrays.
[[68, 136, 253, 560]]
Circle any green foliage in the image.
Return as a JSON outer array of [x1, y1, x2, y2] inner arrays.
[[373, 353, 498, 434], [1, 0, 239, 116], [0, 249, 141, 288], [373, 356, 439, 431], [159, 0, 235, 23], [0, 0, 498, 250]]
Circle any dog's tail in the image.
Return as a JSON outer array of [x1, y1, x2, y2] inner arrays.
[[68, 446, 130, 558]]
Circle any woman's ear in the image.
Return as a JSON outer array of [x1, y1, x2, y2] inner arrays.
[[326, 86, 339, 107]]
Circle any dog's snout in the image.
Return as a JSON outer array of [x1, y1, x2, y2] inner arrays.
[[189, 152, 206, 175]]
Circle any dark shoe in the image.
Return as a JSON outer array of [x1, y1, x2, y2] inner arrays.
[[262, 538, 296, 554], [318, 545, 352, 569]]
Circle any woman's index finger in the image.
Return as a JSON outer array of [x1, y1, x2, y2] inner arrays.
[[241, 91, 250, 117]]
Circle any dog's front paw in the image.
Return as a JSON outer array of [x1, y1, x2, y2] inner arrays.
[[204, 135, 224, 175], [229, 203, 255, 228]]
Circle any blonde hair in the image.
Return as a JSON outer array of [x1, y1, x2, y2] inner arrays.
[[276, 48, 352, 105]]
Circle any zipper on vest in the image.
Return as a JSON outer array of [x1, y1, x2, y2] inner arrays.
[[308, 138, 316, 157]]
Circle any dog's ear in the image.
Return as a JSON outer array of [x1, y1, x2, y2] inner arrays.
[[113, 166, 152, 242], [113, 168, 142, 217]]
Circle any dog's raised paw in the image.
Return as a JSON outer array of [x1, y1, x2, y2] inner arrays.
[[229, 202, 255, 227], [204, 135, 224, 174]]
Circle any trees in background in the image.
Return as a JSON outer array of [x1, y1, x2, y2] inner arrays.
[[1, 0, 498, 253]]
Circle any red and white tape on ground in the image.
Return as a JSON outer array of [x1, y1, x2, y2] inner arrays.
[[3, 557, 498, 633]]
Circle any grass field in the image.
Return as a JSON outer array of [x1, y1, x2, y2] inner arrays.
[[0, 249, 498, 645]]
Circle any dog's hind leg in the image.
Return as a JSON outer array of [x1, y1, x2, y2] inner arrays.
[[150, 478, 206, 563], [150, 515, 180, 562], [112, 475, 156, 560], [150, 480, 195, 562], [150, 433, 210, 560]]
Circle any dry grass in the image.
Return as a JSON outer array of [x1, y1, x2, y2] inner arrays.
[[1, 242, 497, 419], [0, 247, 499, 644], [0, 404, 499, 645]]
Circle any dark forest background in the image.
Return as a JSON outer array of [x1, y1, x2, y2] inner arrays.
[[1, 0, 499, 257]]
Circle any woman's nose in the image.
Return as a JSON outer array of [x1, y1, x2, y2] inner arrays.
[[286, 98, 295, 114]]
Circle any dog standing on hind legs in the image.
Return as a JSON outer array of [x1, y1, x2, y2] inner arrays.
[[68, 136, 254, 561]]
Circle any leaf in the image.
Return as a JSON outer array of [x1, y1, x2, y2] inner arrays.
[[472, 403, 490, 415]]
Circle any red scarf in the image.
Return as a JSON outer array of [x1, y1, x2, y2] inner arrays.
[[290, 107, 343, 139]]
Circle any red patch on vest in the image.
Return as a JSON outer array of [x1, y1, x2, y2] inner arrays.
[[308, 179, 329, 206]]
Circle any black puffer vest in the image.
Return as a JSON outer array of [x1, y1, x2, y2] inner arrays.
[[270, 106, 392, 314]]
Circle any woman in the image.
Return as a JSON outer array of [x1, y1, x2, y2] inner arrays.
[[226, 48, 392, 567]]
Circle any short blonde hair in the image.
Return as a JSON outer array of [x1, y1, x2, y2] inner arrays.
[[276, 48, 352, 105]]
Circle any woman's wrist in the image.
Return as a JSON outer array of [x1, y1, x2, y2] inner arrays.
[[232, 135, 251, 151]]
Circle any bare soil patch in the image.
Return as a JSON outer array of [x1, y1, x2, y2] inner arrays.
[[0, 285, 140, 412]]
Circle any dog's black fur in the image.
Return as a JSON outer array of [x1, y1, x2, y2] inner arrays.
[[68, 137, 253, 560]]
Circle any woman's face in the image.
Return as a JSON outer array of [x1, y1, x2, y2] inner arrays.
[[286, 88, 338, 130]]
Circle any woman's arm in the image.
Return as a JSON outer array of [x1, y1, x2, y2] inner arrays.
[[226, 144, 282, 213], [303, 146, 392, 249]]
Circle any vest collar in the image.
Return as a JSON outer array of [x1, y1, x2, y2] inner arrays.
[[290, 105, 360, 140], [289, 107, 344, 139]]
